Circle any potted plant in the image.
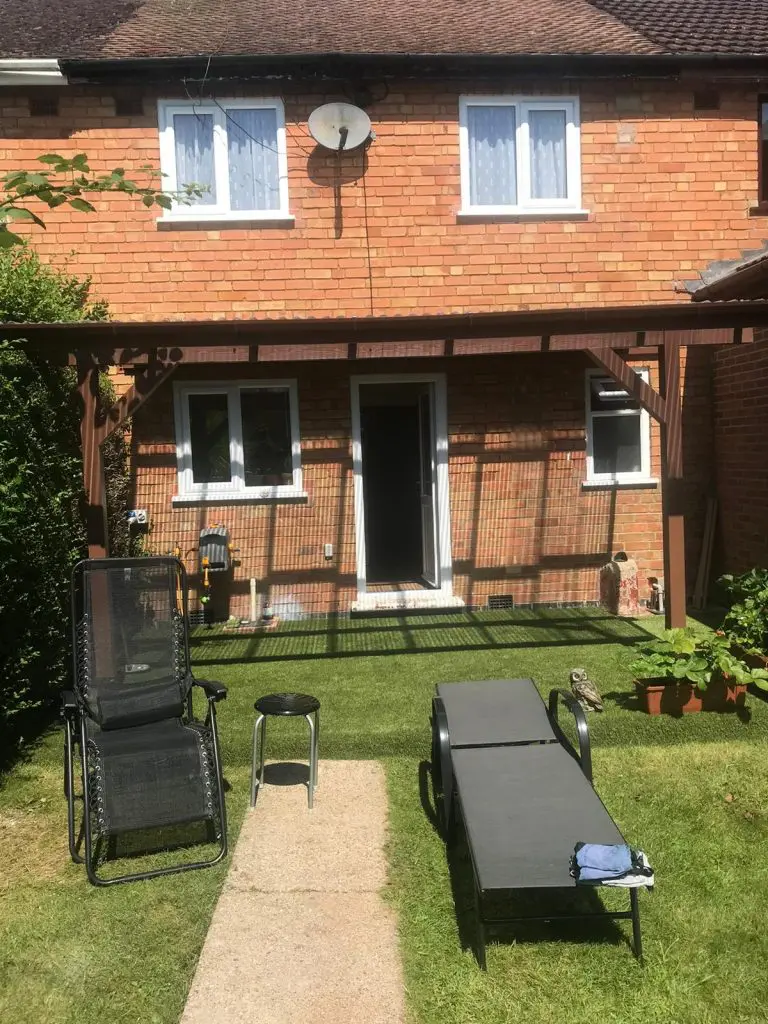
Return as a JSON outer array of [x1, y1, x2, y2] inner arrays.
[[631, 628, 768, 715], [718, 568, 768, 667]]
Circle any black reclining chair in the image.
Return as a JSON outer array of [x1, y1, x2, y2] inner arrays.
[[63, 557, 228, 885], [432, 679, 643, 968]]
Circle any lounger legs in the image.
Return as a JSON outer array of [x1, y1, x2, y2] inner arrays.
[[630, 889, 644, 964], [64, 717, 84, 865], [474, 885, 487, 970]]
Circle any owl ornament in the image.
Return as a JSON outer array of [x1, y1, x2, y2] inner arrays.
[[569, 668, 603, 712]]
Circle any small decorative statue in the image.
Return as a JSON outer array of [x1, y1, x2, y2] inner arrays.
[[569, 668, 603, 712]]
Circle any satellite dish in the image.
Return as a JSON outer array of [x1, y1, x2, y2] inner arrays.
[[308, 102, 372, 151]]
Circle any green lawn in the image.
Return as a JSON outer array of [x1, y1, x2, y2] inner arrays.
[[2, 608, 768, 1023]]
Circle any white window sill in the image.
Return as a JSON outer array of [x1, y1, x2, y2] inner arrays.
[[581, 478, 659, 491], [457, 208, 589, 222], [172, 489, 308, 506], [158, 213, 295, 228]]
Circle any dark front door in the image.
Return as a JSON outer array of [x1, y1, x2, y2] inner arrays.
[[360, 399, 423, 584]]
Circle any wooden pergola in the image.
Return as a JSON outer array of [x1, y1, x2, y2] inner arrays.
[[8, 298, 768, 630]]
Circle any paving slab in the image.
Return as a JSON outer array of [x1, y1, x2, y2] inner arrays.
[[181, 760, 405, 1024]]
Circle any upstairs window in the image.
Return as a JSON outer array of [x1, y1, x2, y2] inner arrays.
[[158, 99, 289, 220], [585, 369, 651, 485], [174, 381, 302, 501], [459, 96, 582, 215]]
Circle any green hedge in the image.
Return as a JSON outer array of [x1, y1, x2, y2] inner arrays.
[[0, 247, 114, 720]]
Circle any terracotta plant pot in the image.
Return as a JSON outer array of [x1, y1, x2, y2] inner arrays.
[[635, 677, 748, 715]]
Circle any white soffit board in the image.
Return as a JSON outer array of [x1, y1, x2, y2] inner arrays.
[[0, 59, 67, 86]]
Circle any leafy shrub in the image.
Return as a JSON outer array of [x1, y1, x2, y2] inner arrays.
[[0, 246, 107, 720], [718, 568, 768, 654], [631, 627, 768, 690]]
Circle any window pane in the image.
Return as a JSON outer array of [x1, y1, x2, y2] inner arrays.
[[590, 376, 641, 412], [188, 394, 231, 483], [173, 113, 216, 205], [226, 107, 280, 211], [530, 109, 567, 199], [592, 415, 642, 475], [240, 389, 293, 487], [762, 102, 768, 140], [467, 105, 517, 206]]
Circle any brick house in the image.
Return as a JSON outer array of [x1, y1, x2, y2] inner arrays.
[[3, 0, 768, 622]]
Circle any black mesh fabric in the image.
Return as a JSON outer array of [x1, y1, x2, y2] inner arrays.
[[74, 559, 190, 729], [87, 718, 214, 833]]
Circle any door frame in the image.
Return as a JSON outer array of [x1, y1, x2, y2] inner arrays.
[[350, 372, 454, 599]]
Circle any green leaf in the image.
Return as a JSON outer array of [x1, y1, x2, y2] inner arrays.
[[141, 194, 155, 208], [36, 153, 64, 165], [4, 208, 45, 227], [0, 228, 24, 247], [69, 198, 96, 213], [154, 194, 173, 210], [70, 153, 90, 172]]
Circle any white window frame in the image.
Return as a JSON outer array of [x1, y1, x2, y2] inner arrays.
[[157, 98, 290, 221], [585, 368, 652, 486], [172, 380, 303, 503], [458, 95, 582, 216]]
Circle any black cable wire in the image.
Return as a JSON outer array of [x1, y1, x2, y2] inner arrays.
[[360, 141, 375, 316]]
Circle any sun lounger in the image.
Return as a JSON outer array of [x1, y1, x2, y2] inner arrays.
[[431, 679, 643, 968]]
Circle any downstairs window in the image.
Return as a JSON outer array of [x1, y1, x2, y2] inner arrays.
[[174, 381, 302, 500]]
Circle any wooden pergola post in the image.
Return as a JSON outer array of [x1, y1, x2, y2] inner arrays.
[[76, 349, 180, 559], [77, 355, 108, 558], [588, 338, 686, 629], [660, 337, 686, 629]]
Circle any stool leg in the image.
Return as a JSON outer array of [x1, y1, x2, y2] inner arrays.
[[305, 713, 316, 809], [259, 715, 267, 790], [313, 708, 320, 789], [250, 714, 265, 807]]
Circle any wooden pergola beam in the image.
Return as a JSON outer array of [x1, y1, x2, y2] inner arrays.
[[0, 301, 761, 360], [96, 354, 181, 443], [588, 348, 668, 422]]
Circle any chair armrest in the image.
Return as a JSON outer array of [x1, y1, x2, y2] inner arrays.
[[548, 688, 593, 783], [193, 678, 228, 702], [61, 690, 77, 716]]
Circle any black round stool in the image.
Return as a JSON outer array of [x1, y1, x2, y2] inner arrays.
[[250, 693, 320, 809]]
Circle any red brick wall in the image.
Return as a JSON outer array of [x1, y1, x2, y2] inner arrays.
[[0, 79, 766, 319], [130, 352, 678, 618], [713, 338, 768, 573]]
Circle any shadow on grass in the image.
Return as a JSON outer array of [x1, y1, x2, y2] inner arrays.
[[0, 702, 59, 779], [605, 689, 753, 723], [191, 609, 656, 667]]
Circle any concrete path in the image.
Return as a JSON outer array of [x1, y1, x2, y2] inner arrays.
[[181, 761, 406, 1024]]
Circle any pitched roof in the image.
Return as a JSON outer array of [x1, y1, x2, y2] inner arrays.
[[0, 0, 766, 62]]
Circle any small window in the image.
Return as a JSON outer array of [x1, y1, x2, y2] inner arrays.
[[585, 369, 651, 484], [157, 98, 289, 220], [459, 96, 581, 215], [759, 99, 768, 204], [174, 381, 302, 500]]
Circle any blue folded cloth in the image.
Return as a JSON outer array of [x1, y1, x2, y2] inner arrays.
[[572, 843, 634, 881]]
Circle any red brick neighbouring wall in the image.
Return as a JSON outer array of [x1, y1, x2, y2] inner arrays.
[[130, 352, 679, 618], [714, 339, 768, 573]]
